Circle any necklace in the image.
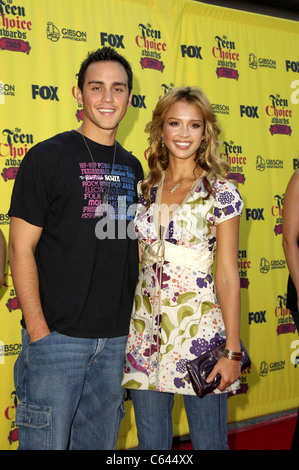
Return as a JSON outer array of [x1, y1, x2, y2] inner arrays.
[[80, 127, 117, 204], [168, 182, 181, 193], [166, 168, 203, 193]]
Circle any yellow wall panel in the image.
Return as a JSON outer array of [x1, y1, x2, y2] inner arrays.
[[0, 0, 298, 449]]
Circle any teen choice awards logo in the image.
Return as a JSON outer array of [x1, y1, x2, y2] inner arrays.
[[219, 140, 246, 186], [275, 294, 296, 335], [271, 193, 283, 236], [266, 93, 292, 136], [0, 0, 32, 54], [212, 34, 240, 80], [135, 22, 166, 72]]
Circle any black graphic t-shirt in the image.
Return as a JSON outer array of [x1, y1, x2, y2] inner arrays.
[[9, 130, 144, 338]]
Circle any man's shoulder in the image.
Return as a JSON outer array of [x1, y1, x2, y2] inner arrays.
[[34, 130, 76, 152], [117, 142, 143, 170], [24, 131, 78, 166]]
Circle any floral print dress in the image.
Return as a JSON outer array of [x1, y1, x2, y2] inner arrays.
[[122, 172, 243, 396]]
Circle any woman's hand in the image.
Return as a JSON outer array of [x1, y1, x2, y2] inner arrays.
[[206, 356, 241, 391]]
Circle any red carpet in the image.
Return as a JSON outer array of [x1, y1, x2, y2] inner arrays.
[[172, 412, 298, 450], [228, 413, 297, 450]]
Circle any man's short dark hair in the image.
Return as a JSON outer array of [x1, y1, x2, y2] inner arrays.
[[77, 47, 133, 93]]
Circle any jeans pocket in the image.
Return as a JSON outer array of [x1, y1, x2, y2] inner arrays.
[[16, 402, 51, 428], [28, 330, 57, 347], [16, 402, 52, 450]]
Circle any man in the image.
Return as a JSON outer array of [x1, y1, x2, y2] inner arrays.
[[8, 47, 143, 450]]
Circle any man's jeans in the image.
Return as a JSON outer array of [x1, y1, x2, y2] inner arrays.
[[14, 329, 127, 450], [130, 389, 228, 450]]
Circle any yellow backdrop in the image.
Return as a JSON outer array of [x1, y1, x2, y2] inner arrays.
[[0, 0, 298, 450]]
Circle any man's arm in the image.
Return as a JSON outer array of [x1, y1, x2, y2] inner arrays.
[[0, 228, 6, 288], [9, 217, 50, 342]]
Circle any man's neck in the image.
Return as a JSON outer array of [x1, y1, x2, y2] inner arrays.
[[78, 122, 117, 146]]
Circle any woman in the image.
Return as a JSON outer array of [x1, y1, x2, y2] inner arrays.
[[282, 169, 299, 450], [122, 87, 243, 449]]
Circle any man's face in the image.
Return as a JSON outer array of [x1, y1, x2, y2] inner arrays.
[[77, 61, 132, 141]]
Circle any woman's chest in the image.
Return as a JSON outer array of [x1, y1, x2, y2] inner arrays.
[[135, 197, 216, 246]]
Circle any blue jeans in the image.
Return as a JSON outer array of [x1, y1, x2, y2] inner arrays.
[[14, 329, 127, 450], [130, 389, 228, 450]]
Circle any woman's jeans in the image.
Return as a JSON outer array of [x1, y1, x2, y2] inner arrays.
[[130, 389, 228, 450], [14, 329, 127, 450]]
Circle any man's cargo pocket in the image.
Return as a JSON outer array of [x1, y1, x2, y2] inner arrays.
[[16, 402, 52, 450]]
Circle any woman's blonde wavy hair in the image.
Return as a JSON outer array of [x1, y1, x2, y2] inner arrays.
[[141, 86, 229, 206]]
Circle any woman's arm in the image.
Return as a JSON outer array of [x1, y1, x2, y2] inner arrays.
[[207, 215, 242, 390], [9, 217, 50, 342], [282, 170, 299, 311]]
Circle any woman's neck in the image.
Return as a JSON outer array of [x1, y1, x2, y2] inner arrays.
[[165, 161, 202, 183]]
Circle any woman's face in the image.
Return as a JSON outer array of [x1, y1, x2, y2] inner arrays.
[[162, 99, 205, 163]]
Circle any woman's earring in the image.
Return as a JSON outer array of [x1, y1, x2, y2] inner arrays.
[[161, 137, 165, 147], [199, 139, 207, 153]]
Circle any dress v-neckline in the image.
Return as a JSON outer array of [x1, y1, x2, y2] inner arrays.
[[154, 170, 206, 239]]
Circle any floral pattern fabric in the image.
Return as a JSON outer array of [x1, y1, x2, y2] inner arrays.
[[122, 174, 243, 395]]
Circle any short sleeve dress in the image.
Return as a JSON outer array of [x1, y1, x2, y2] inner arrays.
[[122, 172, 243, 396]]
